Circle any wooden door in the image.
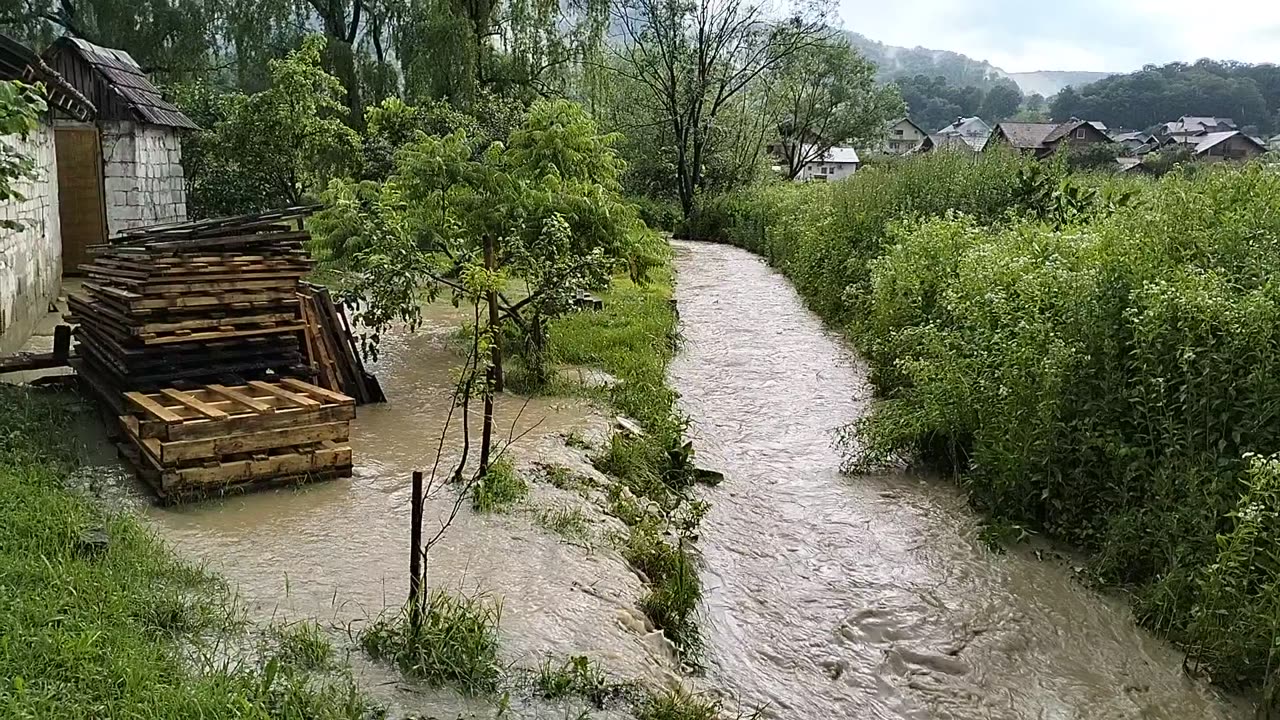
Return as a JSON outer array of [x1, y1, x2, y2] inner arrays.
[[54, 127, 106, 275]]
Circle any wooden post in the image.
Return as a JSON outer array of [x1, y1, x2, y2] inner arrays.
[[484, 235, 503, 393], [408, 470, 423, 632], [53, 325, 71, 362]]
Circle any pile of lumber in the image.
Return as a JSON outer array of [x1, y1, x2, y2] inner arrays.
[[117, 378, 354, 502], [298, 283, 384, 404], [67, 208, 317, 406]]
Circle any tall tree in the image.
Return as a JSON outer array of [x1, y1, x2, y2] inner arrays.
[[774, 41, 903, 179], [609, 0, 832, 217], [979, 80, 1022, 122]]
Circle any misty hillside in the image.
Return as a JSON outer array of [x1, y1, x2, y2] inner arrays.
[[844, 32, 1111, 96]]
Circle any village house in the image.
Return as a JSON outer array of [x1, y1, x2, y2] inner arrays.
[[0, 33, 93, 352], [1157, 116, 1237, 141], [1171, 130, 1266, 161], [884, 118, 927, 154], [934, 116, 992, 151], [988, 118, 1110, 158], [792, 145, 860, 181], [0, 33, 195, 352]]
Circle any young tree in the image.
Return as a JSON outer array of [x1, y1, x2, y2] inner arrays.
[[609, 0, 833, 216], [180, 35, 361, 218], [773, 41, 904, 180]]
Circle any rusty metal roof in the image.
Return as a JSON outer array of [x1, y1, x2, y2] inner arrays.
[[54, 37, 198, 130]]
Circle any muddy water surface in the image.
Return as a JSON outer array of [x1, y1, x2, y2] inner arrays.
[[669, 240, 1247, 720], [127, 303, 677, 717]]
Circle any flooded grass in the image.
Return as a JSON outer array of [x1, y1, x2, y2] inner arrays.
[[472, 456, 528, 513], [547, 267, 709, 661], [273, 621, 336, 671], [534, 654, 616, 705], [533, 504, 592, 542], [359, 589, 502, 695], [636, 689, 734, 720], [0, 385, 372, 718]]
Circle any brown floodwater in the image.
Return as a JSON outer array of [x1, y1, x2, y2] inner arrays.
[[82, 301, 680, 718], [668, 240, 1248, 720]]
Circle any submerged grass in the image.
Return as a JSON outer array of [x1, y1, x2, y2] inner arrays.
[[472, 456, 528, 513], [533, 504, 592, 543], [359, 589, 502, 695], [0, 384, 372, 718]]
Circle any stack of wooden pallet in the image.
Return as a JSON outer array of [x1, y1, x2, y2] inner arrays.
[[298, 282, 385, 404], [68, 208, 316, 407], [117, 378, 355, 502]]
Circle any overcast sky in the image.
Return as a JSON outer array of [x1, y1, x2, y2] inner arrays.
[[835, 0, 1280, 73]]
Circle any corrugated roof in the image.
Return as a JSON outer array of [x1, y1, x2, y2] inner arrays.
[[57, 37, 197, 129], [1192, 130, 1263, 154]]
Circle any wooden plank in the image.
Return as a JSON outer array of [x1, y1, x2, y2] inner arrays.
[[205, 384, 273, 414], [144, 404, 356, 441], [160, 388, 231, 420], [140, 324, 305, 346], [0, 351, 70, 374], [155, 422, 350, 464], [166, 445, 352, 487], [125, 391, 184, 423], [278, 378, 355, 406], [134, 312, 298, 335], [249, 380, 321, 408]]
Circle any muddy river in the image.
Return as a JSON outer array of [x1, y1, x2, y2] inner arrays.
[[75, 240, 1248, 718], [669, 240, 1245, 719]]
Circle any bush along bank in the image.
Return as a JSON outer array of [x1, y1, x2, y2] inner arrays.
[[0, 385, 373, 719], [704, 155, 1280, 698], [545, 258, 712, 664]]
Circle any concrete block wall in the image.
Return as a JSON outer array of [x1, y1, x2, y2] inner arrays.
[[0, 123, 62, 353], [102, 121, 188, 236]]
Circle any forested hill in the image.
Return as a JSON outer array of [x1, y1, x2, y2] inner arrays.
[[844, 32, 1109, 96], [1050, 60, 1280, 134]]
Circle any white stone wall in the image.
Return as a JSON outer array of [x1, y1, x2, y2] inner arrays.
[[0, 123, 62, 353], [102, 120, 187, 236]]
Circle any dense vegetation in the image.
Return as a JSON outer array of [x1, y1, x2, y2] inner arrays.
[[1052, 59, 1280, 133], [892, 73, 1023, 132], [702, 154, 1280, 698]]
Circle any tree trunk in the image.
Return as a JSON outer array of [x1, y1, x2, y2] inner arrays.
[[484, 235, 503, 392], [478, 235, 498, 476]]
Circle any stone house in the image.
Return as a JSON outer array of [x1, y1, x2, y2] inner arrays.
[[0, 33, 94, 352], [884, 118, 927, 154], [989, 119, 1111, 158], [42, 37, 197, 269]]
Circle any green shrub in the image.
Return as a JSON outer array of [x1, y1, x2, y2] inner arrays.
[[854, 165, 1280, 691]]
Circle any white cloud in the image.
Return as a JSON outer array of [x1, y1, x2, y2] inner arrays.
[[835, 0, 1280, 72]]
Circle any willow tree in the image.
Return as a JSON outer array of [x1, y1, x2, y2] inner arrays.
[[609, 0, 832, 217]]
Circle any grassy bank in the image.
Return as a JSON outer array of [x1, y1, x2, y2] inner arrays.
[[546, 261, 708, 661], [703, 155, 1280, 696], [0, 385, 370, 718]]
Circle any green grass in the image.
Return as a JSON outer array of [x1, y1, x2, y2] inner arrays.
[[0, 385, 372, 719], [272, 621, 336, 671], [359, 588, 502, 695], [471, 456, 528, 513], [534, 655, 616, 706]]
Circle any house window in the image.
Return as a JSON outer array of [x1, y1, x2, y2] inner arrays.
[[889, 141, 900, 150], [1075, 128, 1086, 139], [894, 129, 904, 136]]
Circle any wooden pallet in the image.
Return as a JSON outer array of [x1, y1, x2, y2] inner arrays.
[[117, 378, 354, 501]]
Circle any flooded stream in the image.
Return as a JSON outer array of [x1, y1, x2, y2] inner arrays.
[[67, 240, 1253, 718], [669, 240, 1246, 720]]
